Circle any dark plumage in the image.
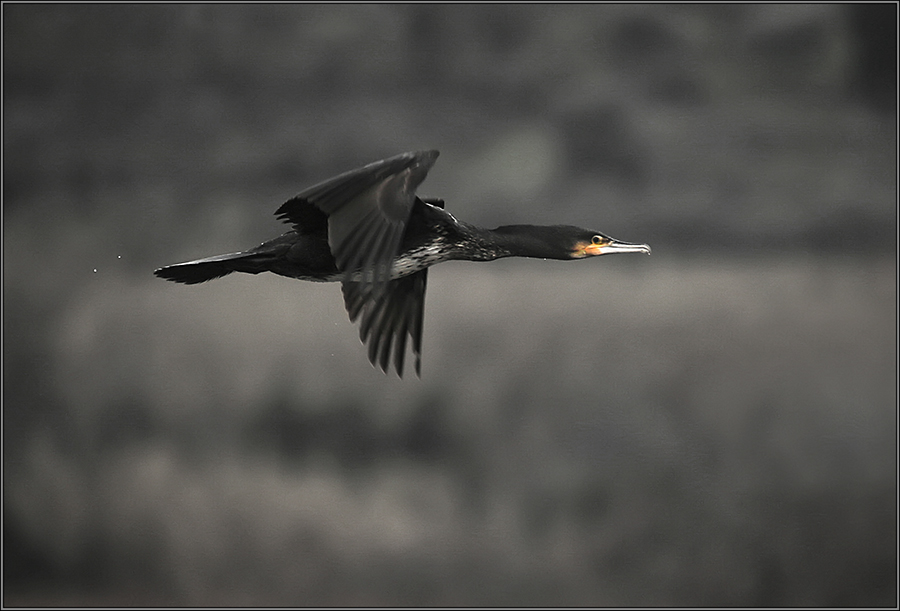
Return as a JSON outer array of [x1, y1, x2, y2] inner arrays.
[[154, 150, 650, 377]]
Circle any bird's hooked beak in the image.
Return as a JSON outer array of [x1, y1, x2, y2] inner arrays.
[[577, 235, 652, 258]]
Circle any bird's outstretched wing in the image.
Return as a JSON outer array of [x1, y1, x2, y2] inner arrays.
[[275, 150, 439, 294], [341, 269, 428, 378]]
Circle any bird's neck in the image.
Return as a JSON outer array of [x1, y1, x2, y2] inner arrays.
[[458, 224, 572, 261]]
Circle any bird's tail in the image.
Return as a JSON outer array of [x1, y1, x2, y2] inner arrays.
[[154, 251, 256, 285]]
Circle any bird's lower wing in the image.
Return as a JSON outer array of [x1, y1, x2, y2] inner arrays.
[[341, 269, 428, 378]]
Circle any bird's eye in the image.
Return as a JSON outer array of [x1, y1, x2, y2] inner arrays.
[[591, 235, 604, 245]]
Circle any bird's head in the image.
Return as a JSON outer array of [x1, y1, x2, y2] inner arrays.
[[488, 225, 651, 261], [569, 229, 652, 259]]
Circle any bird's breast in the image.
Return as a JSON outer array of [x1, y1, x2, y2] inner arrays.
[[389, 241, 450, 278], [314, 244, 447, 283], [334, 240, 451, 283]]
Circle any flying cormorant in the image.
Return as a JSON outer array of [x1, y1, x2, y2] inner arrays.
[[154, 150, 650, 377]]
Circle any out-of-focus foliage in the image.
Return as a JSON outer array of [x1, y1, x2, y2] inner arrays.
[[3, 4, 896, 606]]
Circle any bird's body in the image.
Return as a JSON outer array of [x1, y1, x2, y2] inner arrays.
[[155, 150, 650, 376]]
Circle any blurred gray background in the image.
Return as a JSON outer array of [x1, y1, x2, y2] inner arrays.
[[3, 4, 896, 606]]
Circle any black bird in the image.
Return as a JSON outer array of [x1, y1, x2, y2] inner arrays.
[[154, 150, 650, 377]]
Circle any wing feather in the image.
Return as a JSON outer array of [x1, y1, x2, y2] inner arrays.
[[275, 150, 438, 296], [341, 269, 428, 377]]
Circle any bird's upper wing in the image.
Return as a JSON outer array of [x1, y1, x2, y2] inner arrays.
[[341, 269, 428, 378], [275, 150, 439, 294]]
